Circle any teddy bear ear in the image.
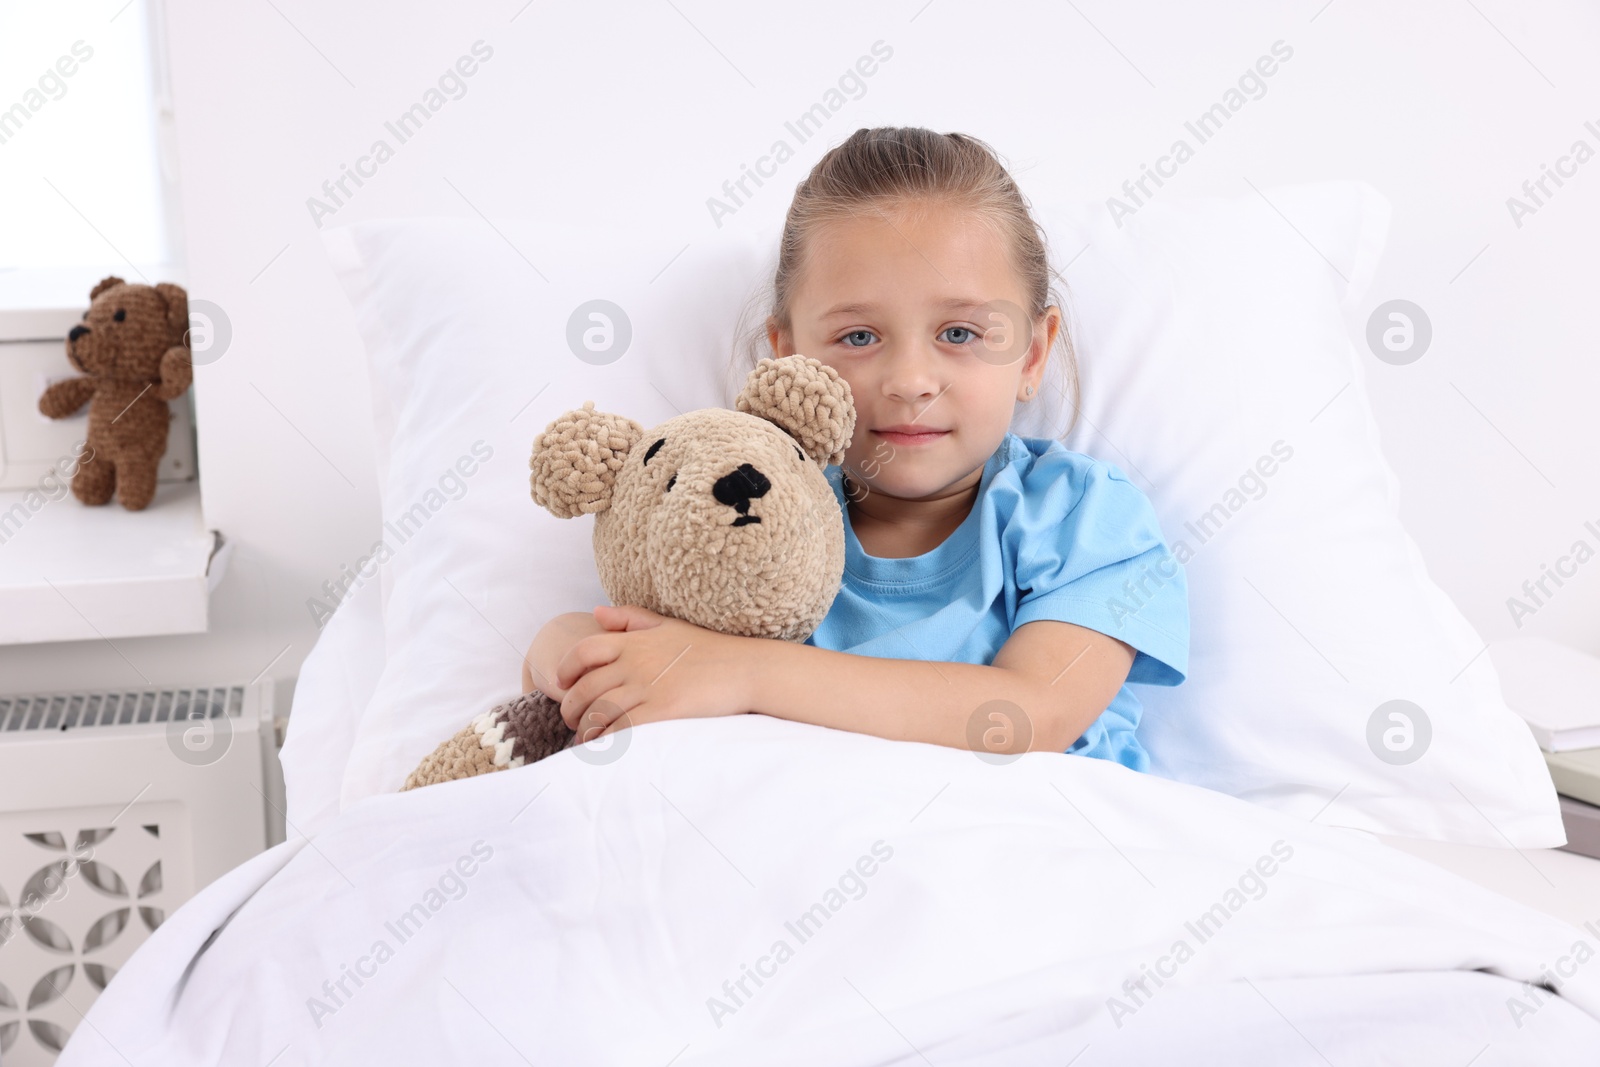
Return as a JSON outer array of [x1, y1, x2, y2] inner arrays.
[[735, 354, 856, 467], [529, 400, 645, 518], [89, 276, 125, 300], [154, 283, 189, 345]]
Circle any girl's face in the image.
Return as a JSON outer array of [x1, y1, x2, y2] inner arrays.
[[768, 201, 1058, 504]]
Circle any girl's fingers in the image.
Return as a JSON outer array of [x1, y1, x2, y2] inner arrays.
[[560, 663, 623, 729], [593, 605, 630, 631], [575, 688, 638, 742], [595, 604, 666, 632], [555, 632, 619, 691]]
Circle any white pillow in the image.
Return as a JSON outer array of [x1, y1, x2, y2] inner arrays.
[[1026, 182, 1561, 847], [320, 184, 1562, 848], [279, 553, 385, 837]]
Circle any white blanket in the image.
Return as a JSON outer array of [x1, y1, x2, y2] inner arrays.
[[59, 714, 1600, 1065]]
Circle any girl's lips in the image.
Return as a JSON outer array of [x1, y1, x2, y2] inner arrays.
[[871, 429, 948, 446]]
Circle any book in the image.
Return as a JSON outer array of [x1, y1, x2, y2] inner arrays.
[[1557, 794, 1600, 861], [1489, 636, 1600, 752], [1545, 748, 1600, 809]]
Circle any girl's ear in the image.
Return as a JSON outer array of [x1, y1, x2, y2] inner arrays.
[[529, 401, 645, 518], [736, 354, 856, 467], [1038, 304, 1062, 359], [1015, 304, 1059, 401], [765, 317, 788, 360]]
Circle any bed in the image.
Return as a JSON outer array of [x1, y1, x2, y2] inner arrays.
[[56, 575, 1600, 1065], [56, 179, 1600, 1065]]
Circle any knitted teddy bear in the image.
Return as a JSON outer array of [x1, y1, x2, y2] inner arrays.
[[402, 354, 856, 790], [37, 276, 193, 511]]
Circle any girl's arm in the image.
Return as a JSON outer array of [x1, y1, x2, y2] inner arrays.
[[743, 619, 1136, 755], [559, 606, 1135, 754], [523, 611, 610, 699]]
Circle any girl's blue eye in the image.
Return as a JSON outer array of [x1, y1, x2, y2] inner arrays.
[[941, 325, 977, 345], [841, 329, 876, 348]]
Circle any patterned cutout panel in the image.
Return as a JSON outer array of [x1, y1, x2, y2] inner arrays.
[[0, 800, 192, 1066]]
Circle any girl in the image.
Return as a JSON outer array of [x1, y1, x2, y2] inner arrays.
[[525, 127, 1188, 768]]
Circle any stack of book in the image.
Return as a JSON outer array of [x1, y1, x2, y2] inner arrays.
[[1490, 636, 1600, 860]]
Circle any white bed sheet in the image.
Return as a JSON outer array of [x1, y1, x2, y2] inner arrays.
[[58, 668, 1600, 1065]]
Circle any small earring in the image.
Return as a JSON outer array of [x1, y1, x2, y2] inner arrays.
[[1024, 384, 1034, 397]]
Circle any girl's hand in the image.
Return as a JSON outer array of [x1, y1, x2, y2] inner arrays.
[[525, 611, 608, 699], [555, 605, 755, 742]]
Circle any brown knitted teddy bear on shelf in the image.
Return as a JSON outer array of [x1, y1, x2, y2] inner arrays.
[[402, 353, 856, 790], [37, 276, 193, 511]]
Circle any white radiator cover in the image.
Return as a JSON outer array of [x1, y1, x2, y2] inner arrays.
[[0, 682, 282, 1065]]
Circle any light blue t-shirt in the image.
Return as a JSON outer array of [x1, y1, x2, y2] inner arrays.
[[804, 432, 1189, 771]]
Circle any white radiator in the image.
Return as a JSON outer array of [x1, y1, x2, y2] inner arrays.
[[0, 682, 284, 1065]]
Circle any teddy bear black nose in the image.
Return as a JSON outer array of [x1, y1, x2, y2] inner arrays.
[[69, 325, 90, 342], [713, 463, 770, 526]]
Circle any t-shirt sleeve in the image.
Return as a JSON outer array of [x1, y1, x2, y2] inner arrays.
[[1009, 457, 1189, 687]]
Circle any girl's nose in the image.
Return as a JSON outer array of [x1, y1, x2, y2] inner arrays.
[[879, 345, 943, 404]]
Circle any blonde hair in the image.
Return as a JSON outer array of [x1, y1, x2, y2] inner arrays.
[[732, 126, 1080, 439]]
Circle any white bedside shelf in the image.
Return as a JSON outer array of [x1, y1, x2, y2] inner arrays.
[[0, 480, 226, 645]]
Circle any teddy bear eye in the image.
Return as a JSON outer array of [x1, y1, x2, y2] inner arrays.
[[793, 445, 804, 462], [664, 473, 676, 492], [113, 309, 126, 322], [643, 437, 665, 465]]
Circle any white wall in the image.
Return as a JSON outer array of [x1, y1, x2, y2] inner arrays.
[[2, 0, 1596, 695]]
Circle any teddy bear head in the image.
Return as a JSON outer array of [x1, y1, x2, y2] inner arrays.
[[66, 276, 190, 381], [529, 354, 856, 643]]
